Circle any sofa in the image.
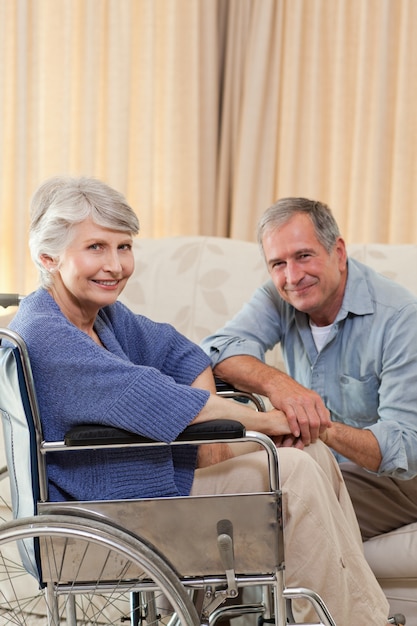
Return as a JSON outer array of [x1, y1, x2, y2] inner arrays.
[[2, 235, 417, 622]]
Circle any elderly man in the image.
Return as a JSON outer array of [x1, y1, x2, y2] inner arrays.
[[202, 197, 417, 541]]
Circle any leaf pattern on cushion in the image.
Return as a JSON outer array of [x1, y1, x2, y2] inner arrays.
[[201, 289, 229, 315], [120, 278, 146, 306], [171, 305, 193, 334], [368, 249, 388, 259], [199, 269, 230, 289], [381, 271, 397, 281], [171, 243, 201, 274], [194, 325, 213, 342], [206, 242, 227, 255]]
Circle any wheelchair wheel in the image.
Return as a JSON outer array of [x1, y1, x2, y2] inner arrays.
[[0, 514, 200, 626]]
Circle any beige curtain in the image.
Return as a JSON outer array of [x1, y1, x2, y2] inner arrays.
[[219, 0, 417, 242], [1, 0, 417, 297], [0, 0, 221, 294]]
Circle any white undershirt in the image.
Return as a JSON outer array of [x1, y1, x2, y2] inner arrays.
[[309, 319, 333, 352]]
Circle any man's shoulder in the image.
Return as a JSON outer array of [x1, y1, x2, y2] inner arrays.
[[349, 257, 417, 307]]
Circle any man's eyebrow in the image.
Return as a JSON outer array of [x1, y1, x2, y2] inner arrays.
[[266, 256, 283, 266], [295, 247, 316, 255], [267, 247, 315, 265]]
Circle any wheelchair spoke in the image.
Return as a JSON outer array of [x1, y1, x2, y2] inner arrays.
[[0, 515, 200, 626]]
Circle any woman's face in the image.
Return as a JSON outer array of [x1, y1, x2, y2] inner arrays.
[[42, 217, 135, 320]]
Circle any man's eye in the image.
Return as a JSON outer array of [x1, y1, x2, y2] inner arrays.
[[119, 243, 132, 251]]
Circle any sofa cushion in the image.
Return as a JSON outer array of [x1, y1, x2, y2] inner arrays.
[[120, 235, 285, 370], [364, 522, 417, 578]]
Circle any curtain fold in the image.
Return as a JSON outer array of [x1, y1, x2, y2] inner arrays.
[[1, 0, 417, 296], [217, 0, 283, 240], [222, 0, 417, 242]]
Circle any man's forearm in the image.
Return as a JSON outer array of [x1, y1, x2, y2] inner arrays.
[[213, 355, 287, 397], [321, 421, 382, 472]]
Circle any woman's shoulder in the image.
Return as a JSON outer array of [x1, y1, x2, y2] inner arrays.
[[18, 288, 54, 308], [10, 289, 60, 329]]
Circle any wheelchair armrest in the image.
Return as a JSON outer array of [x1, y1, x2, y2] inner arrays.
[[0, 293, 22, 308], [215, 377, 242, 393], [215, 377, 266, 412], [176, 419, 245, 440], [64, 419, 245, 447], [64, 425, 154, 446]]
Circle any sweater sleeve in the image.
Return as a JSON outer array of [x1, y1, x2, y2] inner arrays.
[[98, 302, 211, 386], [10, 292, 211, 443]]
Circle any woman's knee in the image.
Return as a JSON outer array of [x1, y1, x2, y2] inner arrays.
[[192, 449, 270, 495]]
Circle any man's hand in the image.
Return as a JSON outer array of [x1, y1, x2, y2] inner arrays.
[[272, 434, 305, 449], [214, 355, 331, 446], [267, 375, 331, 445]]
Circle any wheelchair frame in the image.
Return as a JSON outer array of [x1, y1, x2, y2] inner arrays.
[[0, 323, 336, 626]]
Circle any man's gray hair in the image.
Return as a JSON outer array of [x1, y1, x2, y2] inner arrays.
[[257, 197, 340, 253]]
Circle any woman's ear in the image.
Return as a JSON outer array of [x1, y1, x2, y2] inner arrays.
[[39, 253, 58, 272]]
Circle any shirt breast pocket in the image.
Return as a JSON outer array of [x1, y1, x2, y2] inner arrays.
[[330, 373, 379, 426]]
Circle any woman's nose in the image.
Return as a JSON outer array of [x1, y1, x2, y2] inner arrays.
[[103, 250, 123, 273]]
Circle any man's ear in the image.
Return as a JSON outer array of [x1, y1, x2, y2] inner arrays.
[[335, 237, 348, 271]]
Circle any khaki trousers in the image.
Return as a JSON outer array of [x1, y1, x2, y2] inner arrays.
[[191, 440, 389, 626]]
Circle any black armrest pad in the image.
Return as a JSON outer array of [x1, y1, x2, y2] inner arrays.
[[215, 377, 239, 392], [176, 419, 245, 440], [64, 419, 245, 447], [64, 425, 153, 446]]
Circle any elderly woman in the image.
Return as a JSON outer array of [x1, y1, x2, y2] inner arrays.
[[9, 176, 391, 625]]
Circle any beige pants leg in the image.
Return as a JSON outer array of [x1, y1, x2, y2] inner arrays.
[[191, 440, 389, 626]]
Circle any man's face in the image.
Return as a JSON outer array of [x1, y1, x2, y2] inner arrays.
[[262, 213, 347, 326]]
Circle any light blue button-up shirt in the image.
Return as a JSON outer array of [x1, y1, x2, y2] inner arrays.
[[201, 258, 417, 478]]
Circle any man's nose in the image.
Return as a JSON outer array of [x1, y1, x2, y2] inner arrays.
[[285, 261, 302, 284]]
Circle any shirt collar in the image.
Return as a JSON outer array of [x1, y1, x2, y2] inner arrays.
[[335, 258, 374, 322]]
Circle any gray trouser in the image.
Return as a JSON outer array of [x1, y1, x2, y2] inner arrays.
[[341, 461, 417, 540]]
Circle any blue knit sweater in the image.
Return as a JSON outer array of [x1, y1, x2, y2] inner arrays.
[[10, 289, 211, 501]]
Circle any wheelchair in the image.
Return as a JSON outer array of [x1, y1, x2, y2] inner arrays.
[[0, 296, 338, 626]]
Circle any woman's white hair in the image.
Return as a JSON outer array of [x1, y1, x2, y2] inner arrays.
[[29, 176, 140, 287]]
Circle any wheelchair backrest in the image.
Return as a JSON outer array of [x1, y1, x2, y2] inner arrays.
[[0, 329, 44, 580]]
